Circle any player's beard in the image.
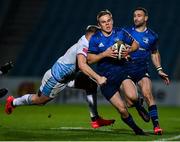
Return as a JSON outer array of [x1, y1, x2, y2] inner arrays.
[[134, 20, 145, 28]]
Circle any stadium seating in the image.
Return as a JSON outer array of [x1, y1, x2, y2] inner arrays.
[[0, 0, 180, 80]]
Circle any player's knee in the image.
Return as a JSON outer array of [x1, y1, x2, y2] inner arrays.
[[125, 98, 134, 108], [127, 102, 134, 108], [31, 94, 49, 105], [130, 95, 138, 102], [118, 106, 127, 115]]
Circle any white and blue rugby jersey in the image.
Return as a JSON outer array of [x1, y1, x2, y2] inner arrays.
[[51, 35, 88, 82]]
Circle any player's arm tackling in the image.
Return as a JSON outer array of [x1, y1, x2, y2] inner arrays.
[[77, 54, 107, 85]]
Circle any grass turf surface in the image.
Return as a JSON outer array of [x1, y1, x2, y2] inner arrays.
[[0, 104, 180, 141]]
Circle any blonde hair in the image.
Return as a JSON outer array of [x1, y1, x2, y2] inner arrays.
[[96, 9, 112, 23]]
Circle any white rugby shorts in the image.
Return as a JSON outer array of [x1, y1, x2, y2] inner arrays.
[[39, 69, 67, 98]]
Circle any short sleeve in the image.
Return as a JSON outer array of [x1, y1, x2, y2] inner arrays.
[[150, 35, 159, 52], [77, 43, 88, 57]]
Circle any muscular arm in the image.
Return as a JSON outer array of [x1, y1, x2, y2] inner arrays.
[[129, 40, 139, 53], [151, 50, 170, 85], [151, 50, 161, 68], [0, 61, 13, 75], [87, 47, 119, 64], [77, 54, 107, 85], [87, 52, 106, 64]]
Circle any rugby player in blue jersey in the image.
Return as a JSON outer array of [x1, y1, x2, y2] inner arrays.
[[88, 10, 146, 135], [5, 25, 115, 128], [123, 7, 170, 135]]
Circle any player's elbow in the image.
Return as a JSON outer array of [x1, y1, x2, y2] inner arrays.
[[78, 62, 86, 72], [87, 58, 94, 64], [87, 55, 96, 64]]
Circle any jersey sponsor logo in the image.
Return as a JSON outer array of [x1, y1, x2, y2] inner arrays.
[[82, 47, 88, 54], [143, 37, 149, 44], [139, 47, 146, 51], [98, 42, 104, 47]]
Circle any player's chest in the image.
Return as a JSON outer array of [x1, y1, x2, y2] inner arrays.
[[133, 33, 154, 49], [97, 35, 120, 52]]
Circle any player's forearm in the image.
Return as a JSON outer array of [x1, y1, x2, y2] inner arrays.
[[87, 53, 105, 64], [151, 51, 162, 69], [128, 40, 139, 53], [78, 63, 100, 82], [77, 54, 101, 82]]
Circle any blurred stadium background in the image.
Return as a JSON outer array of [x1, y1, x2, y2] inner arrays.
[[0, 0, 180, 105]]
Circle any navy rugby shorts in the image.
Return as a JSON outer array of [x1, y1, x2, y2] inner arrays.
[[97, 65, 128, 100]]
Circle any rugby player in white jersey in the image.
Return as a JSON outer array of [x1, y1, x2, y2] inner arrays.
[[5, 25, 115, 128]]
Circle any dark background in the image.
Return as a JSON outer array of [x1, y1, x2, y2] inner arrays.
[[0, 0, 179, 80]]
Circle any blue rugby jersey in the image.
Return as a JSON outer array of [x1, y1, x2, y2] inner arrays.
[[123, 26, 158, 61], [88, 27, 134, 70]]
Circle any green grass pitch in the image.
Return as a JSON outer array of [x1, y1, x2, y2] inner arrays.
[[0, 104, 179, 141]]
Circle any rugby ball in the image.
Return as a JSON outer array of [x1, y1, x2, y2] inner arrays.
[[112, 41, 127, 60]]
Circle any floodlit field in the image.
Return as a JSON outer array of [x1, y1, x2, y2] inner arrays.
[[0, 104, 179, 141]]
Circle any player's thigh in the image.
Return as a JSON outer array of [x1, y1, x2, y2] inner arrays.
[[39, 69, 67, 99], [122, 79, 138, 100]]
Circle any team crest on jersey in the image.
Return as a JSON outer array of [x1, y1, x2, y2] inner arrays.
[[143, 37, 149, 44], [98, 43, 104, 47]]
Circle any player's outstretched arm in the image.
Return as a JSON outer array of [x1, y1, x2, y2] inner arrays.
[[151, 50, 170, 85], [0, 61, 13, 75], [77, 54, 107, 86], [87, 47, 118, 64]]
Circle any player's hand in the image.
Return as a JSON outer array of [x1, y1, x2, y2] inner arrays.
[[121, 46, 129, 58], [102, 47, 118, 59], [120, 46, 132, 61], [0, 61, 13, 74], [158, 70, 170, 85], [97, 76, 107, 86]]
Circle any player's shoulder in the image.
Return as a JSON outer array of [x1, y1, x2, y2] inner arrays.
[[147, 28, 158, 39], [115, 26, 133, 38], [78, 35, 88, 46], [90, 30, 102, 43], [121, 26, 134, 32], [112, 27, 124, 35], [92, 30, 101, 38]]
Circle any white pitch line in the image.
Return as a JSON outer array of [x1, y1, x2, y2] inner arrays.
[[50, 127, 114, 132], [51, 127, 180, 141], [155, 135, 180, 141], [50, 127, 153, 133]]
